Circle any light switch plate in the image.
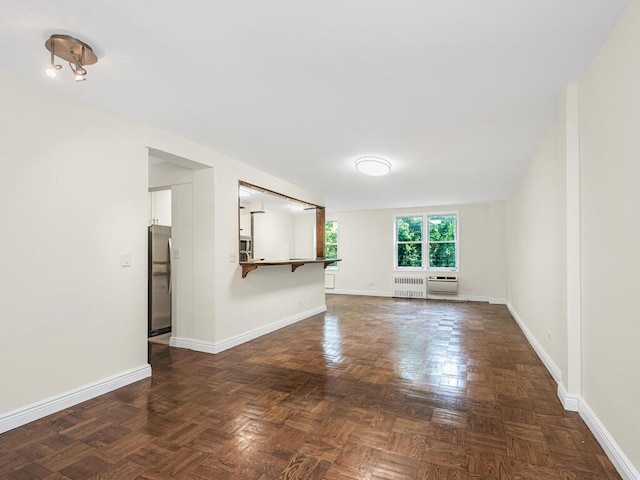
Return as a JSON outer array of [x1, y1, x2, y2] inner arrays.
[[121, 252, 131, 267], [229, 252, 237, 262]]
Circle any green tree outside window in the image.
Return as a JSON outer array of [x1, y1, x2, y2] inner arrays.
[[325, 220, 338, 267], [395, 214, 457, 269]]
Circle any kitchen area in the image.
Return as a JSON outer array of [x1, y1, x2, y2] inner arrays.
[[148, 189, 172, 342]]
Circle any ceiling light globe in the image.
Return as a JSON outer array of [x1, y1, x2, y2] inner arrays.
[[355, 156, 391, 176], [45, 67, 57, 78]]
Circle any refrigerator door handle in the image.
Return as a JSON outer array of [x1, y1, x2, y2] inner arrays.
[[168, 238, 172, 295]]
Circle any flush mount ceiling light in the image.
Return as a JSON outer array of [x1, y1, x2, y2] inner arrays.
[[239, 187, 252, 198], [355, 156, 391, 176], [44, 34, 98, 82]]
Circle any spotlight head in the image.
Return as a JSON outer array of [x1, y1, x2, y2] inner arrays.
[[45, 34, 97, 83], [45, 63, 62, 78]]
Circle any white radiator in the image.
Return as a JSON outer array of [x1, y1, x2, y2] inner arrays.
[[427, 275, 458, 295], [393, 276, 427, 299]]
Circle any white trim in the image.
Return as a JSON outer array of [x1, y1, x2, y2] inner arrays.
[[489, 297, 507, 305], [393, 212, 459, 271], [327, 290, 500, 304], [506, 303, 562, 382], [0, 364, 152, 434], [506, 303, 637, 479], [327, 290, 496, 304], [169, 336, 217, 354], [170, 305, 327, 354], [579, 399, 640, 480], [556, 382, 580, 412], [328, 289, 392, 297]]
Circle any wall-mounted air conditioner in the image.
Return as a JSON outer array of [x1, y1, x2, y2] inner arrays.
[[427, 275, 458, 295]]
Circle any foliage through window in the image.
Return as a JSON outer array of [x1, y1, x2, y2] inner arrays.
[[395, 214, 457, 270], [325, 220, 338, 268]]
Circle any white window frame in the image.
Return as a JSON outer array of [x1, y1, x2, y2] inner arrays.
[[394, 212, 459, 272], [325, 218, 339, 270]]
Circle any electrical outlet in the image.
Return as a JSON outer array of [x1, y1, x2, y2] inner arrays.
[[229, 252, 237, 262]]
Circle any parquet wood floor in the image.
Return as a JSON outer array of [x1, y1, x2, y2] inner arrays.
[[0, 295, 621, 479]]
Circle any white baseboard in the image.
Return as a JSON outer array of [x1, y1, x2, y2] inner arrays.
[[327, 290, 494, 303], [170, 305, 327, 354], [507, 303, 638, 479], [327, 289, 392, 297], [557, 382, 580, 412], [506, 303, 562, 383], [489, 297, 507, 305], [0, 364, 152, 434], [579, 398, 640, 480], [169, 336, 217, 353]]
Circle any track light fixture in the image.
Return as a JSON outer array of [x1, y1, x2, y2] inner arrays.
[[45, 34, 97, 82]]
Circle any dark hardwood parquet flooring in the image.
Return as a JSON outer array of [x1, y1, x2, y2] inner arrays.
[[0, 295, 621, 479]]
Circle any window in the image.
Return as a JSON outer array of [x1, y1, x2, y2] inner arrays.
[[325, 220, 338, 268], [427, 215, 457, 269], [395, 213, 458, 270], [396, 216, 423, 267]]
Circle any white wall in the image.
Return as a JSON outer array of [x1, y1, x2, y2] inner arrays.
[[506, 3, 640, 474], [143, 127, 327, 350], [507, 113, 568, 380], [0, 72, 327, 428], [578, 0, 640, 472], [253, 210, 295, 260], [293, 213, 316, 259], [326, 201, 507, 301], [0, 73, 148, 415]]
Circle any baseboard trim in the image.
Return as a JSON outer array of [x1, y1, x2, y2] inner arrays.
[[506, 303, 562, 382], [327, 290, 495, 303], [579, 399, 640, 480], [557, 382, 580, 412], [489, 297, 507, 305], [170, 305, 327, 354], [327, 289, 392, 297], [0, 364, 152, 434], [506, 303, 637, 479]]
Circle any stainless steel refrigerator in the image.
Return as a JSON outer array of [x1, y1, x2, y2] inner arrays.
[[148, 225, 171, 337]]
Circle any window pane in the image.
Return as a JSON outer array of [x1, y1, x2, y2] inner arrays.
[[397, 216, 422, 242], [325, 221, 338, 244], [429, 215, 456, 242], [398, 243, 422, 267], [429, 243, 456, 268], [326, 244, 337, 259]]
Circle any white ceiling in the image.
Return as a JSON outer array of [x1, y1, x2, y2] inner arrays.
[[0, 1, 628, 211]]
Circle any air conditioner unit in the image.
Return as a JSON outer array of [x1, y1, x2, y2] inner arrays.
[[427, 275, 458, 295]]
